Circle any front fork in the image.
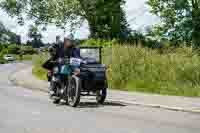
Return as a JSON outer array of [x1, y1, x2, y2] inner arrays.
[[49, 74, 69, 100], [56, 75, 69, 98]]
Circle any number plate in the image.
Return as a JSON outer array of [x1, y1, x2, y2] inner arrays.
[[70, 58, 82, 66]]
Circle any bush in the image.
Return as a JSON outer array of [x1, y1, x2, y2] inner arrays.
[[2, 45, 37, 55], [0, 45, 3, 52], [21, 46, 37, 55], [0, 48, 8, 57], [7, 45, 20, 54], [0, 48, 8, 64], [81, 39, 118, 47]]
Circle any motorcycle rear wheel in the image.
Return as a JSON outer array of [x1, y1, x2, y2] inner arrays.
[[50, 81, 60, 104]]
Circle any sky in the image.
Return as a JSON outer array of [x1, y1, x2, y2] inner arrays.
[[0, 0, 159, 43]]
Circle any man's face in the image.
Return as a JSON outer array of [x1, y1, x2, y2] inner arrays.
[[64, 39, 72, 48]]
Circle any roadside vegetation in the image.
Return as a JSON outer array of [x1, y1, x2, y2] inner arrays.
[[32, 40, 200, 97], [32, 54, 48, 80], [0, 44, 37, 63], [1, 0, 200, 97], [108, 45, 200, 97]]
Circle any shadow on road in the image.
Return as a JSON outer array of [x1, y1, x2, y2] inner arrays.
[[77, 101, 126, 108], [56, 99, 126, 108]]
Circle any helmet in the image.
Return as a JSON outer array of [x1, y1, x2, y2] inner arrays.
[[65, 34, 74, 40], [64, 34, 75, 47]]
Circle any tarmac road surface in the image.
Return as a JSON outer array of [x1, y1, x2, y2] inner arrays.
[[0, 63, 200, 133]]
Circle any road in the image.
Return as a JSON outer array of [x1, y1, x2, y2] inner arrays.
[[0, 63, 200, 133]]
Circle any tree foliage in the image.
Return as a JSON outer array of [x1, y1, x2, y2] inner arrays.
[[28, 25, 43, 48], [0, 0, 130, 39], [147, 0, 200, 47], [0, 21, 18, 44], [79, 0, 130, 39]]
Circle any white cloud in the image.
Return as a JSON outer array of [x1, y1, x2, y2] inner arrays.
[[125, 0, 159, 31], [0, 10, 33, 43], [0, 10, 89, 43]]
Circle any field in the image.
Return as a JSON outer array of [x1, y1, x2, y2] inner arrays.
[[32, 54, 48, 80], [32, 44, 200, 97]]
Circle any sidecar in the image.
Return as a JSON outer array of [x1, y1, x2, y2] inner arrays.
[[67, 47, 108, 107]]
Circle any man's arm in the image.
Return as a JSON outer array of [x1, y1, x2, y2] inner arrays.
[[73, 48, 81, 58], [72, 48, 81, 75]]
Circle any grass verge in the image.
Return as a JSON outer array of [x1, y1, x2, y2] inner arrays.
[[32, 54, 47, 80], [32, 45, 200, 97], [15, 54, 34, 61]]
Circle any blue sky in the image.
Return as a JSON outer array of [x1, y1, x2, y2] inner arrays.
[[0, 0, 159, 43]]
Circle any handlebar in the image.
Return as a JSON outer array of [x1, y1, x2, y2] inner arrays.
[[49, 58, 85, 65], [49, 58, 70, 64]]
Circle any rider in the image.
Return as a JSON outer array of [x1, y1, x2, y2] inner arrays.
[[49, 36, 81, 96], [60, 36, 81, 75]]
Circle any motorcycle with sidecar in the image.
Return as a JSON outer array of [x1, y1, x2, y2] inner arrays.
[[44, 47, 108, 107]]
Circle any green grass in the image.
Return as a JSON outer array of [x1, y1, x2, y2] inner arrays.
[[0, 60, 7, 64], [32, 45, 200, 97], [125, 80, 200, 97], [107, 45, 200, 97], [15, 54, 34, 61], [0, 54, 34, 64], [32, 65, 47, 80], [32, 54, 48, 80]]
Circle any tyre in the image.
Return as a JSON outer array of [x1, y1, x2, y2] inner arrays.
[[67, 76, 81, 107], [96, 88, 107, 104], [53, 98, 60, 104], [62, 85, 69, 105], [49, 81, 56, 98], [49, 81, 61, 104]]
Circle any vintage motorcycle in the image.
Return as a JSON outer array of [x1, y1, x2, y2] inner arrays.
[[46, 47, 108, 107]]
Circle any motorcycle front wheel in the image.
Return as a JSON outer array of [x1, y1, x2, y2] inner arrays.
[[67, 76, 81, 107]]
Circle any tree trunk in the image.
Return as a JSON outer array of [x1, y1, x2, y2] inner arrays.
[[192, 0, 200, 47]]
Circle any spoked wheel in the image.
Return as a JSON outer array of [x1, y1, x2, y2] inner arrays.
[[49, 82, 61, 104], [67, 76, 81, 107], [96, 88, 107, 104], [49, 82, 56, 98], [62, 85, 69, 105]]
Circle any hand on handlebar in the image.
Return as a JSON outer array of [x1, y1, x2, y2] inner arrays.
[[73, 68, 81, 76]]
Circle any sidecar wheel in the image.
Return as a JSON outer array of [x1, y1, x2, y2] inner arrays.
[[67, 76, 81, 107], [96, 88, 107, 104]]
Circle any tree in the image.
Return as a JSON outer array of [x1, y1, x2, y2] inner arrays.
[[0, 21, 18, 44], [79, 0, 130, 39], [192, 0, 200, 47], [0, 21, 7, 43], [0, 0, 130, 40], [7, 44, 20, 54], [147, 0, 199, 47], [28, 25, 43, 48]]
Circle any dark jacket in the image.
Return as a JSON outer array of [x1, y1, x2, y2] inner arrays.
[[58, 47, 81, 59], [42, 45, 80, 70]]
